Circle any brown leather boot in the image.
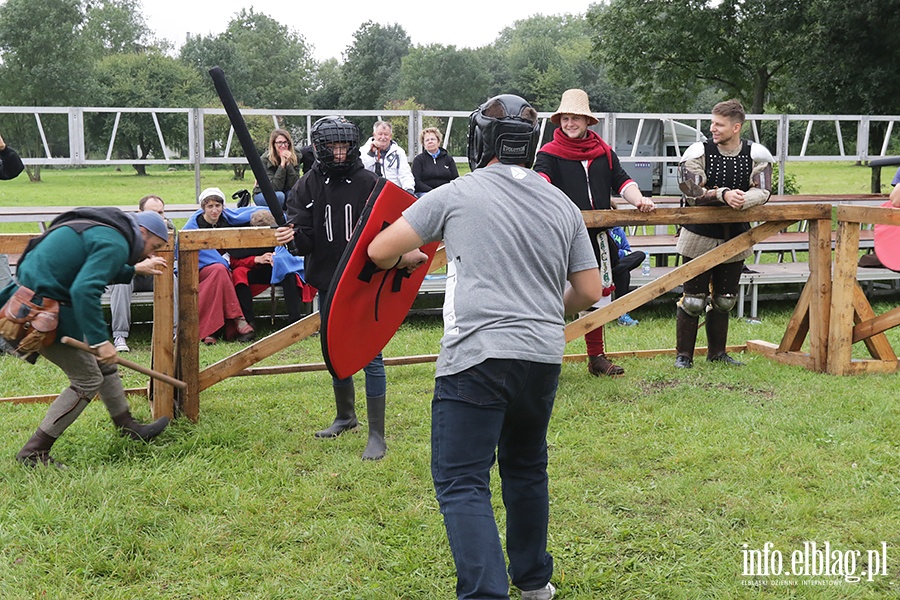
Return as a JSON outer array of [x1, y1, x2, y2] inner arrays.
[[16, 428, 66, 468], [112, 411, 170, 441], [675, 307, 699, 369], [705, 309, 744, 365], [588, 354, 624, 377]]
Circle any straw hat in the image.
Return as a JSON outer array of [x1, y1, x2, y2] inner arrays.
[[550, 89, 599, 126]]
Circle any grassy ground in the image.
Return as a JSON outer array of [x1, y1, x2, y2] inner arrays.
[[2, 301, 900, 598], [1, 163, 899, 598]]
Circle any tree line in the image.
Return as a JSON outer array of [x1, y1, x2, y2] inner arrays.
[[0, 0, 897, 177]]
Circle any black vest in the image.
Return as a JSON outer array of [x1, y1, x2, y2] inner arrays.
[[19, 207, 144, 268], [684, 140, 753, 240]]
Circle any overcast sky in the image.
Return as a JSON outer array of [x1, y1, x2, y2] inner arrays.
[[144, 0, 595, 62]]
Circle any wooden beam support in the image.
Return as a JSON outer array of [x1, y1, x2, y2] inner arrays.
[[176, 248, 200, 422], [565, 220, 793, 343], [826, 220, 862, 375]]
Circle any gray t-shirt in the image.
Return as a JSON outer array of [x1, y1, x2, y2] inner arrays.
[[403, 163, 597, 377]]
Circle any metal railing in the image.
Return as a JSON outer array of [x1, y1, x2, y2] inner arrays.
[[1, 106, 899, 196]]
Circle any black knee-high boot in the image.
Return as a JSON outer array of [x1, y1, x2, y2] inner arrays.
[[705, 309, 743, 365], [315, 383, 358, 438], [235, 283, 255, 326], [675, 307, 699, 368], [361, 395, 386, 461], [281, 279, 303, 323]]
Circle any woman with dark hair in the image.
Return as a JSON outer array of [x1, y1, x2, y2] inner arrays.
[[253, 128, 300, 208], [534, 89, 655, 378], [412, 127, 459, 197]]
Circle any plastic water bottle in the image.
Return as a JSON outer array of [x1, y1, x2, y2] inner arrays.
[[641, 255, 651, 276]]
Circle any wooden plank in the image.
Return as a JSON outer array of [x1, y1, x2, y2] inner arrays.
[[565, 220, 793, 342], [778, 279, 811, 353], [176, 227, 281, 252], [853, 305, 900, 343], [0, 388, 146, 404], [826, 221, 862, 375], [177, 249, 200, 422], [581, 204, 830, 229], [747, 340, 816, 369], [836, 204, 900, 227], [150, 238, 176, 420], [430, 245, 447, 271], [0, 233, 35, 254], [747, 340, 779, 357], [844, 359, 900, 375], [225, 346, 752, 377], [807, 218, 833, 370], [198, 313, 321, 391], [851, 284, 897, 361]]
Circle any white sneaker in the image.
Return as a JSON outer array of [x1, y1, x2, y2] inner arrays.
[[114, 336, 130, 352], [521, 582, 556, 600]]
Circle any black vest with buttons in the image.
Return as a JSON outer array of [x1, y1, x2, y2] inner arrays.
[[684, 139, 753, 240]]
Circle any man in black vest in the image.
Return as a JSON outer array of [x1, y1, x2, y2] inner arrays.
[[674, 99, 773, 368]]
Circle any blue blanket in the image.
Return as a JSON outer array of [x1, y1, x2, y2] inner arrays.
[[180, 206, 305, 283]]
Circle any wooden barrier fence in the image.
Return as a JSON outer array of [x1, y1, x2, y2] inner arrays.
[[3, 199, 900, 417]]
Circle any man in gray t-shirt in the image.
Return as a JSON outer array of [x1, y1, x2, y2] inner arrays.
[[369, 95, 601, 600]]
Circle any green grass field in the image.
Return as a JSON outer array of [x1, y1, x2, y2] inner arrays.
[[1, 163, 899, 598]]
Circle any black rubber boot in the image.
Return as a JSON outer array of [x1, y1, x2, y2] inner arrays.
[[16, 428, 66, 468], [361, 395, 386, 461], [315, 383, 358, 438], [112, 411, 170, 442], [675, 307, 699, 369], [705, 309, 744, 365]]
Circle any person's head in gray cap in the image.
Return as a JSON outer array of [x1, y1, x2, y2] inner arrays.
[[135, 210, 169, 255]]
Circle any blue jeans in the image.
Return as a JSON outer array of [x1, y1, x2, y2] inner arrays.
[[253, 191, 285, 208], [332, 352, 386, 397], [432, 359, 559, 599]]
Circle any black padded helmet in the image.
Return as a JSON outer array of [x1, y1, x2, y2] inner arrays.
[[467, 94, 540, 171], [311, 116, 360, 175]]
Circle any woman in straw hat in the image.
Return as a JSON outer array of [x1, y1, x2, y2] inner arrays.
[[534, 88, 655, 377]]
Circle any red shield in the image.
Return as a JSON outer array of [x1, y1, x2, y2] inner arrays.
[[320, 179, 439, 379], [874, 200, 900, 272]]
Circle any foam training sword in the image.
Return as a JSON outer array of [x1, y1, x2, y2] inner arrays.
[[208, 66, 300, 256]]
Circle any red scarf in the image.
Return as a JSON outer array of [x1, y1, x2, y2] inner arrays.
[[538, 128, 613, 169]]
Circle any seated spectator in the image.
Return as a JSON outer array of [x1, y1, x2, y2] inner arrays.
[[609, 226, 646, 326], [229, 209, 314, 327], [360, 120, 415, 194], [297, 144, 316, 175], [181, 187, 256, 345], [253, 129, 300, 208], [412, 127, 459, 197], [108, 195, 176, 352]]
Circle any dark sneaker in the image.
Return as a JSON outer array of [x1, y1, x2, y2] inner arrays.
[[674, 355, 693, 369], [707, 353, 744, 366]]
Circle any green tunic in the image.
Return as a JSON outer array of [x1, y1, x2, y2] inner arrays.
[[0, 225, 135, 346]]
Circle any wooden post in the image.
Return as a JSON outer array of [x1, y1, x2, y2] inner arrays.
[[806, 218, 833, 371], [177, 246, 200, 422], [150, 234, 176, 419], [826, 220, 861, 374]]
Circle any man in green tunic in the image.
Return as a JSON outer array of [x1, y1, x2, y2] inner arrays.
[[1, 207, 172, 467]]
